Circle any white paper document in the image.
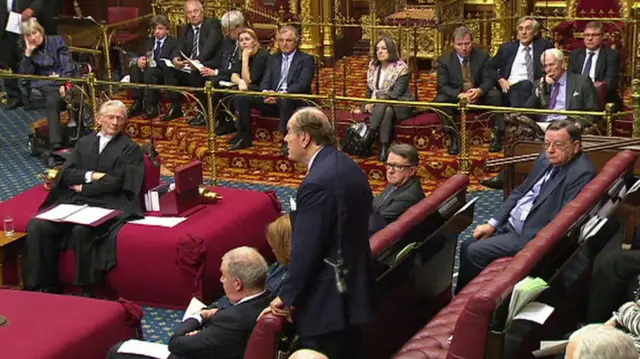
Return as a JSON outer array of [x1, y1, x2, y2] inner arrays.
[[454, 197, 478, 216], [63, 207, 115, 225], [6, 12, 22, 34], [532, 340, 569, 357], [182, 297, 207, 321], [536, 122, 551, 131], [513, 302, 555, 325], [117, 339, 170, 359], [129, 216, 187, 228], [218, 81, 235, 87], [36, 204, 88, 221], [180, 51, 204, 71], [162, 58, 191, 73], [289, 197, 297, 211]]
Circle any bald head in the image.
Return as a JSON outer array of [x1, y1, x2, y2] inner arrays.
[[288, 349, 329, 359]]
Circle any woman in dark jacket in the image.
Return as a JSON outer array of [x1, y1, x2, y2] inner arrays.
[[231, 28, 269, 91], [356, 36, 415, 161]]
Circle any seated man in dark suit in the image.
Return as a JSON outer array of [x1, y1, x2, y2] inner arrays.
[[456, 120, 596, 292], [232, 25, 315, 155], [488, 16, 554, 151], [524, 48, 599, 127], [369, 143, 425, 237], [127, 15, 179, 120], [108, 246, 273, 359], [435, 26, 502, 154], [163, 0, 222, 124], [569, 21, 621, 110]]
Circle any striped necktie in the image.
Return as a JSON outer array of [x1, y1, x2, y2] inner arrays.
[[524, 47, 533, 83], [191, 27, 200, 58]]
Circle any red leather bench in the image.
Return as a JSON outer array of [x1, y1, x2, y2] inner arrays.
[[393, 150, 638, 359], [244, 174, 473, 359], [0, 289, 142, 359]]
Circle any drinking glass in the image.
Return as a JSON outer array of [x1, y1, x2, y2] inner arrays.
[[3, 216, 14, 236]]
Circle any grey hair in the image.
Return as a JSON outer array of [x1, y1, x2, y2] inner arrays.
[[516, 16, 540, 32], [20, 18, 45, 35], [290, 107, 337, 147], [221, 10, 244, 30], [98, 100, 127, 117], [389, 143, 419, 166], [540, 48, 564, 64], [452, 26, 473, 41], [570, 324, 638, 359], [222, 247, 268, 290], [184, 0, 203, 12], [278, 25, 300, 41]]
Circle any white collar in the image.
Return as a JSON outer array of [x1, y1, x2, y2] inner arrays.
[[155, 36, 167, 44], [282, 50, 296, 60], [192, 24, 201, 31], [586, 47, 600, 56], [307, 147, 323, 172], [98, 132, 113, 140], [234, 290, 266, 305]]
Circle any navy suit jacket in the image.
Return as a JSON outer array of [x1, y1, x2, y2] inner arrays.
[[368, 176, 425, 237], [494, 151, 596, 244], [174, 18, 223, 64], [489, 37, 554, 83], [259, 50, 315, 93], [279, 146, 378, 336], [569, 46, 621, 106]]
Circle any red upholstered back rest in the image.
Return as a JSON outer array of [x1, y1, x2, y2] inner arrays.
[[139, 154, 160, 208], [244, 313, 289, 359], [594, 82, 608, 109], [447, 150, 638, 359], [370, 174, 470, 257], [107, 7, 140, 31]]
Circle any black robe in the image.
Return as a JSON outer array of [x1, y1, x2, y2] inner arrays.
[[36, 132, 145, 286]]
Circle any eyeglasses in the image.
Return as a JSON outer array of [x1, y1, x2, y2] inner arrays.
[[385, 163, 416, 171], [583, 33, 602, 38]]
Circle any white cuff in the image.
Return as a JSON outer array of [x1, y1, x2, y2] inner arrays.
[[183, 314, 203, 325], [488, 218, 500, 229], [85, 171, 94, 183]]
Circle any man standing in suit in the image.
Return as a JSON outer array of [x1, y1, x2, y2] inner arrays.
[[268, 107, 377, 359], [456, 120, 596, 292], [108, 247, 273, 359], [524, 48, 599, 127], [163, 0, 222, 124], [369, 143, 425, 236], [569, 21, 621, 110], [1, 0, 53, 109], [128, 15, 178, 120], [488, 16, 554, 151], [435, 26, 502, 154], [232, 25, 315, 155]]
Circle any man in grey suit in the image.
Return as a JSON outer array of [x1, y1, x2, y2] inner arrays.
[[369, 143, 425, 237], [456, 119, 596, 292], [524, 48, 599, 127], [435, 26, 502, 154]]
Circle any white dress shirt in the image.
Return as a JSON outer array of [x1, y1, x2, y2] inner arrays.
[[581, 47, 600, 82], [508, 43, 533, 85], [84, 133, 113, 183], [307, 147, 323, 174]]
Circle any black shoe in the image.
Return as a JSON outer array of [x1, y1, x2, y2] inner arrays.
[[127, 101, 143, 117], [229, 133, 252, 150], [280, 142, 289, 156], [215, 120, 237, 136], [449, 134, 460, 155], [480, 175, 504, 190], [143, 106, 159, 120], [379, 142, 389, 162], [5, 98, 22, 110], [162, 105, 183, 121], [489, 129, 503, 153], [189, 114, 207, 127]]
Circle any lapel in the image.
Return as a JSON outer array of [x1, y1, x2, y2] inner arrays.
[[470, 49, 480, 82], [450, 51, 463, 85], [272, 54, 283, 88], [505, 42, 518, 78], [286, 51, 300, 85], [594, 48, 605, 80], [531, 166, 564, 211], [576, 48, 586, 73], [565, 73, 576, 110]]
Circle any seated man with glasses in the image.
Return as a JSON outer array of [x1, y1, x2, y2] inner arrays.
[[456, 119, 596, 293], [369, 143, 425, 237]]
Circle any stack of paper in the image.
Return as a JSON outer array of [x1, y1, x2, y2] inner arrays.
[[182, 297, 207, 321], [506, 277, 549, 326]]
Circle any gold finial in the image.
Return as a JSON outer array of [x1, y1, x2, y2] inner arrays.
[[0, 92, 7, 105]]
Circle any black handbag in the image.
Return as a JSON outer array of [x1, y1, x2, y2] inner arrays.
[[341, 122, 374, 158]]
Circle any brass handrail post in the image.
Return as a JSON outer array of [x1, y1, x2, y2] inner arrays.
[[604, 102, 614, 137], [459, 96, 470, 174], [87, 72, 99, 128], [633, 79, 640, 138], [204, 81, 217, 185], [100, 21, 114, 97]]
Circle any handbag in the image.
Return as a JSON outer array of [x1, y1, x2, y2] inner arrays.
[[341, 121, 374, 158]]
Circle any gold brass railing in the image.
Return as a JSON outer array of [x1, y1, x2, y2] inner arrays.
[[2, 69, 639, 181]]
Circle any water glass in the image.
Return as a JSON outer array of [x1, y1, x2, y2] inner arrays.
[[3, 216, 14, 236]]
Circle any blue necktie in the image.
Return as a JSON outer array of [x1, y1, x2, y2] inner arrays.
[[191, 27, 200, 58], [548, 83, 560, 109], [582, 51, 594, 76], [154, 40, 161, 60], [277, 55, 290, 91]]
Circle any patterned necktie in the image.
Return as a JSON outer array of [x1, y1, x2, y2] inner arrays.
[[277, 55, 290, 91], [524, 47, 534, 83], [153, 40, 161, 60], [582, 51, 594, 76], [548, 83, 560, 109], [462, 57, 473, 91], [191, 27, 200, 58]]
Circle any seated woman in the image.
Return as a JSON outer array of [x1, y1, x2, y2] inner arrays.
[[355, 36, 415, 162], [205, 213, 292, 310], [231, 28, 269, 92], [19, 18, 78, 150]]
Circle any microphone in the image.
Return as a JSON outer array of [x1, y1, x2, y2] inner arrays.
[[324, 253, 348, 294]]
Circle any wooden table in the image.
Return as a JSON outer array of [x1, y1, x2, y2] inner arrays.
[[0, 232, 26, 289]]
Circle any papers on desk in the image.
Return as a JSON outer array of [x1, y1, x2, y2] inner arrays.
[[506, 277, 549, 326], [182, 297, 207, 321], [36, 204, 117, 226], [117, 339, 170, 359], [532, 340, 569, 357], [129, 216, 187, 228], [513, 302, 555, 324], [6, 12, 22, 34]]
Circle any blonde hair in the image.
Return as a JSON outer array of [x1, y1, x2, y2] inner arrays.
[[20, 18, 45, 36], [239, 28, 260, 45], [266, 215, 292, 265]]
